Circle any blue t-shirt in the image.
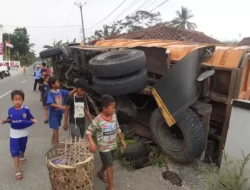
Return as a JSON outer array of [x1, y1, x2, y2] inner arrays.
[[7, 106, 34, 130], [35, 69, 41, 79], [47, 89, 69, 116]]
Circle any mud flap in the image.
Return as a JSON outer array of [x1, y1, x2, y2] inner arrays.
[[152, 46, 215, 126]]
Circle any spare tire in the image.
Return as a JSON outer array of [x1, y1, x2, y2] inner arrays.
[[92, 69, 148, 95], [40, 47, 62, 59], [124, 138, 149, 161], [89, 49, 146, 78], [149, 108, 205, 163]]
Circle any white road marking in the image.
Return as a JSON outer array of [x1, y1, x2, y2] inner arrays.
[[0, 90, 12, 99], [21, 80, 27, 83]]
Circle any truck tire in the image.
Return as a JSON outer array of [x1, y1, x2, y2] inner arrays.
[[124, 138, 149, 161], [92, 69, 148, 95], [130, 156, 149, 169], [40, 47, 62, 58], [89, 49, 146, 78], [150, 108, 205, 163]]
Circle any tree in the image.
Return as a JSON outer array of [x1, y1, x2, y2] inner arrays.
[[122, 10, 162, 32], [88, 10, 162, 41], [170, 6, 197, 30], [2, 27, 35, 66], [43, 39, 65, 49], [88, 20, 124, 41]]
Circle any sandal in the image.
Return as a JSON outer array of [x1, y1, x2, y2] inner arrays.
[[19, 157, 27, 165], [97, 172, 107, 183], [16, 172, 23, 180]]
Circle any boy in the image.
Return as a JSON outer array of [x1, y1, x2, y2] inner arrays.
[[38, 68, 47, 93], [40, 75, 50, 123], [47, 77, 75, 145], [87, 95, 126, 190], [1, 90, 37, 180], [63, 79, 92, 139]]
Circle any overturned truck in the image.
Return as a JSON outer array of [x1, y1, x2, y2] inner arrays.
[[40, 39, 217, 164]]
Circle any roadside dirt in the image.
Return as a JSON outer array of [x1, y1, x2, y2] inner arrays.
[[112, 159, 208, 190]]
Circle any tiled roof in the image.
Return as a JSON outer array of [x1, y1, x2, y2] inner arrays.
[[238, 37, 250, 46], [104, 23, 221, 44]]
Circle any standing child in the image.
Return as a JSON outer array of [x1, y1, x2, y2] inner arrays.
[[38, 68, 47, 93], [86, 95, 126, 190], [40, 75, 50, 123], [1, 90, 37, 180], [47, 77, 75, 145], [63, 79, 92, 139]]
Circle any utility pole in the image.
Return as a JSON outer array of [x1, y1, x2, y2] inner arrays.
[[0, 24, 3, 62], [75, 1, 86, 43]]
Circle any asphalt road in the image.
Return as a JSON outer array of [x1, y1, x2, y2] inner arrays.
[[0, 68, 104, 190]]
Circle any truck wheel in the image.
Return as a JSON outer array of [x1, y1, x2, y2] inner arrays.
[[40, 47, 62, 58], [92, 69, 148, 95], [124, 137, 149, 161], [130, 156, 149, 169], [89, 49, 146, 78], [0, 72, 4, 79], [150, 108, 205, 163]]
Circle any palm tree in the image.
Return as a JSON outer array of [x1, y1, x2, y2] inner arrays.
[[170, 6, 197, 30], [43, 39, 65, 49]]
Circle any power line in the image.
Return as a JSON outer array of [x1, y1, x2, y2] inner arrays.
[[109, 0, 141, 24], [3, 24, 81, 29], [75, 1, 87, 43], [133, 0, 152, 13], [144, 0, 158, 11], [150, 0, 169, 12], [85, 0, 127, 30]]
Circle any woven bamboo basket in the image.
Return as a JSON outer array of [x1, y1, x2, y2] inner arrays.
[[46, 138, 94, 190]]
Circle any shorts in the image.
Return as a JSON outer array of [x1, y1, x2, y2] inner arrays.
[[10, 136, 28, 158], [42, 97, 47, 107], [69, 123, 86, 139], [99, 150, 116, 167], [49, 114, 62, 130]]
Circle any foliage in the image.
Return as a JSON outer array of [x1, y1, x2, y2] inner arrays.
[[2, 28, 35, 66], [122, 10, 162, 32], [88, 10, 162, 41], [170, 6, 197, 30], [201, 151, 250, 190], [221, 39, 239, 45], [43, 39, 66, 49]]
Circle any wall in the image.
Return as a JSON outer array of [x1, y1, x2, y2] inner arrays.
[[221, 99, 250, 188]]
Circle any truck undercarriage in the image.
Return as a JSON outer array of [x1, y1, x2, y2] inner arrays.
[[40, 42, 215, 165]]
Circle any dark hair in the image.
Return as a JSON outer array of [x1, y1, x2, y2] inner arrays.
[[11, 90, 25, 100], [101, 95, 115, 108], [48, 76, 58, 88], [76, 78, 88, 90], [42, 62, 46, 67], [47, 66, 49, 68]]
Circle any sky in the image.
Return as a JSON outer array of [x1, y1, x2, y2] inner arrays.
[[0, 0, 249, 55]]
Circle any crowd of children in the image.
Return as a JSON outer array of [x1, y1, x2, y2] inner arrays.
[[1, 63, 126, 190]]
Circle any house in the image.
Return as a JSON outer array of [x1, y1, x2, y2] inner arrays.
[[238, 37, 250, 46], [103, 23, 221, 44]]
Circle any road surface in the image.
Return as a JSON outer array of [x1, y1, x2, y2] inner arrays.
[[0, 68, 105, 190]]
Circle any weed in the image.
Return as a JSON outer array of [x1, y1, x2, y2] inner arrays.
[[202, 151, 250, 190]]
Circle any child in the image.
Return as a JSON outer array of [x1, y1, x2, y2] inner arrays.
[[63, 79, 92, 139], [87, 95, 126, 190], [38, 68, 47, 92], [47, 77, 75, 145], [1, 90, 37, 180], [40, 75, 50, 123]]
